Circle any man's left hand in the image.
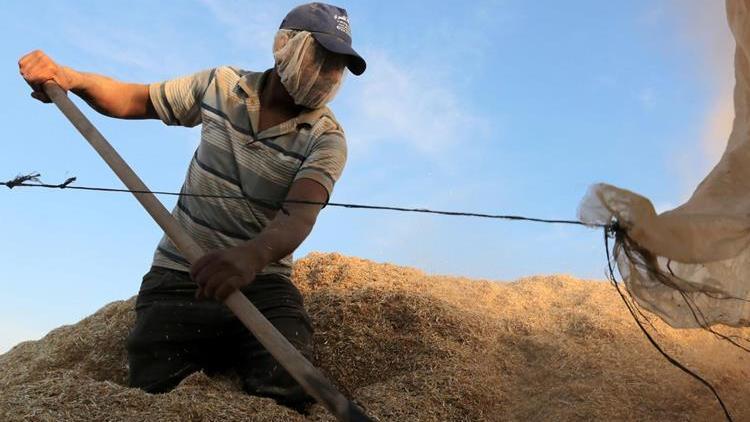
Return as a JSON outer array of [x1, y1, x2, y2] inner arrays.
[[190, 245, 260, 301]]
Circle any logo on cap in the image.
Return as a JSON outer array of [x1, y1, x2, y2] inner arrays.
[[334, 14, 351, 36]]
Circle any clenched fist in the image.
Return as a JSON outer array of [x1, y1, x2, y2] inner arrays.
[[190, 245, 263, 301], [18, 50, 77, 103]]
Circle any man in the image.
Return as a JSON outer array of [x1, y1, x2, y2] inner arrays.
[[18, 2, 366, 411]]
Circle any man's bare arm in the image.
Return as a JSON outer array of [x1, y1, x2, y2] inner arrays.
[[18, 50, 157, 119], [190, 178, 329, 301], [243, 178, 326, 268]]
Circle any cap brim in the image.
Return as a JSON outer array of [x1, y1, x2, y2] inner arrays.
[[311, 32, 366, 76]]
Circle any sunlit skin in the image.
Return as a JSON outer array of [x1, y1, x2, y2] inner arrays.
[[18, 48, 343, 301]]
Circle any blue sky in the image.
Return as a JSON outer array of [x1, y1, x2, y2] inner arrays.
[[0, 0, 734, 352]]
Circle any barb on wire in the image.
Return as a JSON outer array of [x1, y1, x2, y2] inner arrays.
[[1, 173, 601, 227], [4, 172, 41, 189], [58, 176, 77, 188]]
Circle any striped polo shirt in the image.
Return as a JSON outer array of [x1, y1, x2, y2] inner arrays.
[[148, 66, 347, 276]]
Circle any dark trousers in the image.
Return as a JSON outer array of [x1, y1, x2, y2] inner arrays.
[[126, 266, 314, 409]]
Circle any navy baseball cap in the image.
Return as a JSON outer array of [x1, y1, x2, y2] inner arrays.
[[280, 3, 366, 75]]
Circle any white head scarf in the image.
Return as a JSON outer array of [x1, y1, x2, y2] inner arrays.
[[273, 29, 346, 109]]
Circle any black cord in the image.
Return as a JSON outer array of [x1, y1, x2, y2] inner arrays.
[[604, 225, 733, 422]]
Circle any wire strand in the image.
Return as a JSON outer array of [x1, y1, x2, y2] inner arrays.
[[604, 225, 733, 422], [0, 174, 600, 227]]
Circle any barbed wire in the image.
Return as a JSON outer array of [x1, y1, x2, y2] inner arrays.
[[1, 173, 600, 227], [1, 172, 733, 420]]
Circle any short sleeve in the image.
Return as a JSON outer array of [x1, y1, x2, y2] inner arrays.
[[294, 132, 348, 201], [149, 68, 215, 127]]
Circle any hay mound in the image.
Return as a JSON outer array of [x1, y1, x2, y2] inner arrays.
[[1, 253, 749, 421]]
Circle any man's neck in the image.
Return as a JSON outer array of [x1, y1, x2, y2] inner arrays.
[[260, 68, 301, 113], [255, 68, 304, 133]]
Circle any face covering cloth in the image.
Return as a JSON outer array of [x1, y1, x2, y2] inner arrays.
[[273, 29, 346, 109]]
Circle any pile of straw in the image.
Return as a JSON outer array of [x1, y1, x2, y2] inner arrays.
[[1, 253, 748, 421]]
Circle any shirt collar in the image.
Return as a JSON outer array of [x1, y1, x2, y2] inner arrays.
[[237, 69, 268, 104], [237, 69, 331, 139]]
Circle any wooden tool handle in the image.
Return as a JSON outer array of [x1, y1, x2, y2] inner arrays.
[[43, 82, 370, 422]]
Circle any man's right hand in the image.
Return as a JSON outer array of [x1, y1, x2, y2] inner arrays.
[[17, 50, 155, 119], [18, 50, 78, 103]]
